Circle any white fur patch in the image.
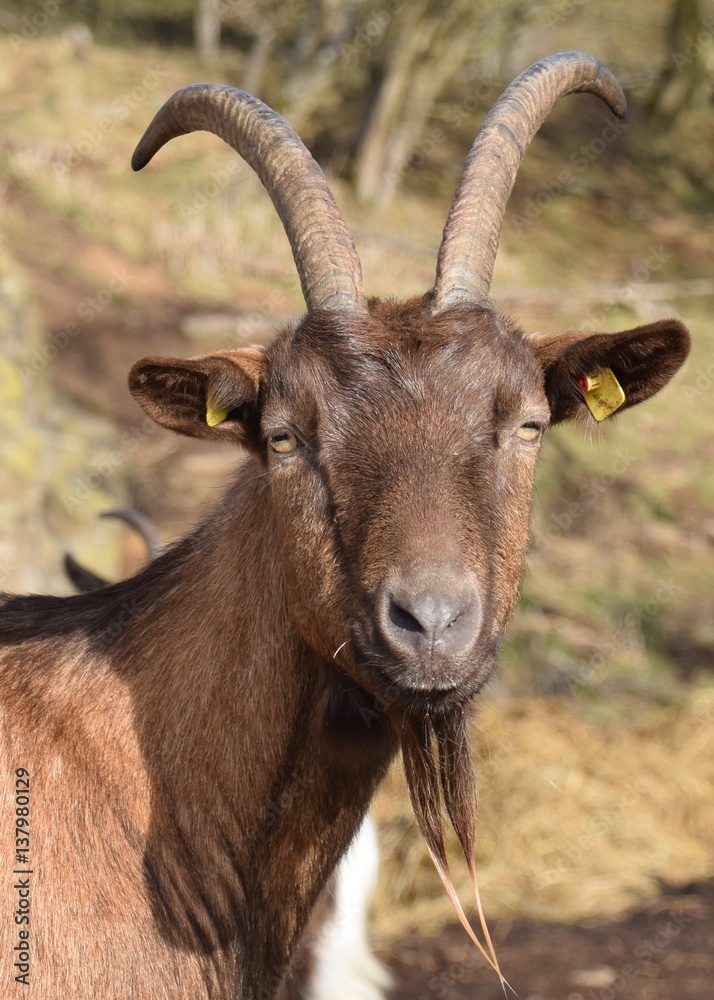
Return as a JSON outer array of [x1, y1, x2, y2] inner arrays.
[[308, 817, 390, 1000]]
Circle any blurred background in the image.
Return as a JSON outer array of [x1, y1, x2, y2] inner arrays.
[[0, 1, 713, 997]]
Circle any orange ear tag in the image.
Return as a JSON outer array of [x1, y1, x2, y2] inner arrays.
[[206, 395, 228, 427], [575, 368, 625, 421]]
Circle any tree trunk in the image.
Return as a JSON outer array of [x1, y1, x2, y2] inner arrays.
[[242, 27, 275, 97], [355, 0, 476, 208], [283, 0, 363, 136], [647, 0, 709, 124], [354, 1, 431, 205], [195, 0, 221, 65]]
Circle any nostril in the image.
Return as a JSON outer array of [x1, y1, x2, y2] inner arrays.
[[385, 589, 473, 641], [379, 575, 481, 657], [388, 600, 425, 634]]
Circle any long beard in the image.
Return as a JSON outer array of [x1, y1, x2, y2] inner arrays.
[[397, 706, 508, 989]]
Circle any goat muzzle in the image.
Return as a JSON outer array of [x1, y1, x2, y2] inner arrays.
[[344, 565, 489, 711], [378, 568, 481, 667]]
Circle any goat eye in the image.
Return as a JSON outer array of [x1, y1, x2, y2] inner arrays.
[[268, 430, 298, 454], [515, 423, 542, 442]]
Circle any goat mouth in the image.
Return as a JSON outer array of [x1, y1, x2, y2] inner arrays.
[[346, 619, 501, 718], [352, 660, 490, 719]]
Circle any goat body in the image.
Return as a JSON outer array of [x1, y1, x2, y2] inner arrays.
[[1, 468, 393, 996], [56, 512, 389, 1000], [0, 53, 690, 999]]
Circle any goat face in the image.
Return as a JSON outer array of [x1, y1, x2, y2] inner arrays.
[[264, 305, 545, 711], [129, 302, 688, 718]]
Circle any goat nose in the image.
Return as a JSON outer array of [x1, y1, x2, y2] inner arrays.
[[380, 575, 480, 659]]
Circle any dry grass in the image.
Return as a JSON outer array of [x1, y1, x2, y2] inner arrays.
[[373, 687, 714, 939]]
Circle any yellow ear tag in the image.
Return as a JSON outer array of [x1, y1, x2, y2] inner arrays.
[[206, 396, 228, 427], [575, 368, 625, 421]]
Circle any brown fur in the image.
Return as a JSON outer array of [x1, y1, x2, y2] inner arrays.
[[0, 293, 689, 998]]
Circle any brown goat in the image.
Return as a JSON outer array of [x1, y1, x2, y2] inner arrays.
[[0, 52, 689, 999]]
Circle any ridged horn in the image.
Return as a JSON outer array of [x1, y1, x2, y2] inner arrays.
[[432, 52, 626, 312], [132, 84, 367, 315]]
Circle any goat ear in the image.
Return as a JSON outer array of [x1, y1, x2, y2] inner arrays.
[[529, 319, 690, 426], [128, 347, 266, 448]]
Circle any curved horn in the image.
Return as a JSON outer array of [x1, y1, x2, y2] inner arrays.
[[132, 84, 367, 315], [432, 52, 626, 312]]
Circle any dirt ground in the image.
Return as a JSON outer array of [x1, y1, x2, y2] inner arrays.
[[385, 879, 714, 1000]]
